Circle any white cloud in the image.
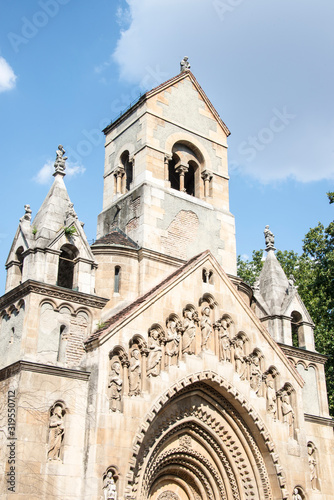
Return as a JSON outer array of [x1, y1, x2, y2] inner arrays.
[[34, 161, 85, 185], [111, 0, 334, 183], [0, 56, 16, 92]]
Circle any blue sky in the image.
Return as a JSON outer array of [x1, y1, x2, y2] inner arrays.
[[0, 0, 333, 292]]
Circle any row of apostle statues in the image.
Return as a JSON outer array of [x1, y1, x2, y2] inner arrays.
[[107, 300, 299, 440]]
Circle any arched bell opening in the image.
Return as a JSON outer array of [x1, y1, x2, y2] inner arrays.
[[128, 375, 286, 500], [57, 244, 78, 289]]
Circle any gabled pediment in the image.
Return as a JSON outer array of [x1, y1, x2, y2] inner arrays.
[[87, 250, 303, 388], [6, 223, 31, 265]]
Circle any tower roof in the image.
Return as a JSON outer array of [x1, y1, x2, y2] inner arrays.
[[103, 70, 230, 137]]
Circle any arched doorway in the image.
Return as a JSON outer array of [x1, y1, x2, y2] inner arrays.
[[127, 376, 285, 500]]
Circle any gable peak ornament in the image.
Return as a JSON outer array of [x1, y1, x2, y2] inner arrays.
[[54, 144, 67, 176], [180, 56, 190, 73], [264, 225, 276, 251]]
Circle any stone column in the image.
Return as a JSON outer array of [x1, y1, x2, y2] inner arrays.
[[114, 166, 125, 194], [176, 164, 188, 192], [164, 153, 172, 181], [201, 170, 213, 197]]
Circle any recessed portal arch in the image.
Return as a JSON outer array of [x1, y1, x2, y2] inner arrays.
[[126, 371, 287, 500]]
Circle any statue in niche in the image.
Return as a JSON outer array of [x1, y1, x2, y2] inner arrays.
[[218, 317, 232, 362], [103, 470, 117, 500], [292, 488, 302, 500], [264, 225, 275, 251], [109, 361, 123, 412], [200, 305, 212, 350], [47, 404, 65, 461], [280, 390, 295, 437], [129, 349, 141, 396], [234, 338, 246, 379], [54, 144, 67, 172], [182, 308, 198, 355], [249, 353, 262, 393], [165, 319, 181, 366], [307, 442, 318, 489], [147, 329, 162, 377], [266, 379, 277, 420], [180, 56, 190, 72]]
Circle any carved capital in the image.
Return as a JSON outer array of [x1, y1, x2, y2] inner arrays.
[[175, 164, 188, 176], [201, 169, 213, 181], [114, 165, 125, 178]]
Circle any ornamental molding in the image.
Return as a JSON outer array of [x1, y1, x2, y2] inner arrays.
[[0, 360, 90, 382], [279, 344, 327, 365], [0, 280, 108, 311]]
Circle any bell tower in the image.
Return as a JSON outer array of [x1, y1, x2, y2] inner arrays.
[[97, 62, 237, 276]]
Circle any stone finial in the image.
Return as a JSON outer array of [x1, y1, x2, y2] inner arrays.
[[54, 144, 67, 176], [264, 225, 276, 251], [180, 56, 191, 73], [20, 204, 32, 223]]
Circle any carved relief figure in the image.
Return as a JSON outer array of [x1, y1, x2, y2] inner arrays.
[[47, 404, 65, 461], [266, 379, 277, 420], [280, 390, 295, 437], [219, 317, 232, 362], [129, 349, 141, 396], [165, 318, 180, 367], [182, 308, 198, 355], [200, 306, 212, 350], [308, 442, 318, 489], [249, 353, 262, 393], [292, 488, 302, 500], [147, 329, 162, 377], [109, 361, 123, 412], [234, 338, 246, 379], [103, 471, 117, 500]]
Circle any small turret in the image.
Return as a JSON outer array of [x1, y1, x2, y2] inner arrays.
[[253, 226, 315, 350], [5, 146, 97, 294]]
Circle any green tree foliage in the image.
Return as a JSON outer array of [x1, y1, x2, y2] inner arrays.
[[237, 193, 334, 414]]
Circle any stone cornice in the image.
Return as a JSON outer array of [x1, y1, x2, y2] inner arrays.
[[0, 280, 108, 310], [304, 414, 334, 427], [278, 344, 328, 364], [0, 360, 90, 382]]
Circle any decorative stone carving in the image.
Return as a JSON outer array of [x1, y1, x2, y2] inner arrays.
[[157, 492, 179, 500], [47, 402, 65, 461], [182, 307, 198, 355], [200, 305, 212, 350], [180, 56, 190, 72], [20, 204, 32, 223], [249, 351, 262, 394], [179, 434, 192, 450], [103, 470, 117, 500], [129, 348, 141, 396], [164, 318, 181, 367], [278, 388, 295, 437], [54, 144, 67, 173], [292, 487, 303, 500], [147, 328, 162, 377], [65, 202, 78, 223], [264, 225, 275, 251], [217, 316, 232, 362], [233, 337, 246, 379], [307, 442, 318, 490], [265, 379, 277, 420], [109, 360, 123, 412]]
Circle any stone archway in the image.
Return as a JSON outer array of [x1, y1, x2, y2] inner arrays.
[[127, 376, 286, 500]]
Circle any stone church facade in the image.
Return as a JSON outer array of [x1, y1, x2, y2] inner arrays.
[[0, 66, 333, 499]]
